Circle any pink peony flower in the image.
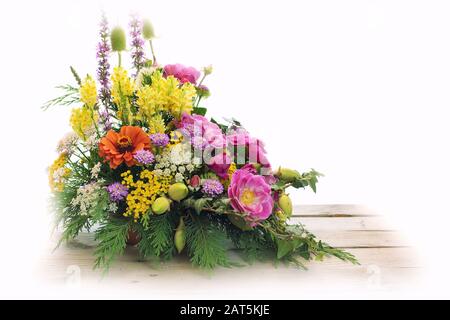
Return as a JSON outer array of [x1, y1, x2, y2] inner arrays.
[[228, 169, 274, 223], [163, 64, 201, 84], [208, 153, 231, 179], [178, 113, 226, 150], [227, 128, 270, 168]]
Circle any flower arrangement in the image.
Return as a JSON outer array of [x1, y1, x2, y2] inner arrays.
[[45, 14, 358, 271]]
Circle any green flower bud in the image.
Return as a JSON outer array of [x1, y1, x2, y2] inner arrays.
[[203, 65, 213, 75], [174, 217, 186, 253], [228, 215, 253, 231], [110, 26, 126, 52], [278, 194, 293, 217], [142, 19, 155, 40], [168, 183, 189, 202], [151, 197, 170, 215], [276, 167, 301, 182]]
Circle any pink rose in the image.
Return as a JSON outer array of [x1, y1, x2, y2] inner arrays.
[[163, 64, 200, 84], [228, 169, 274, 224], [208, 153, 231, 179]]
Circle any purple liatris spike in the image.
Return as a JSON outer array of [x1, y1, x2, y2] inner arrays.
[[201, 179, 224, 197], [134, 149, 155, 165], [129, 14, 146, 74], [96, 14, 111, 106], [99, 110, 112, 131], [150, 133, 170, 147], [107, 182, 128, 202]]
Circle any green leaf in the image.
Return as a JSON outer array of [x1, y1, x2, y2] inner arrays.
[[194, 198, 211, 214], [276, 239, 293, 259], [193, 106, 207, 116], [275, 238, 303, 259]]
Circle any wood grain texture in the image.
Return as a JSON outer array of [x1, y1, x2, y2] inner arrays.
[[35, 204, 422, 298]]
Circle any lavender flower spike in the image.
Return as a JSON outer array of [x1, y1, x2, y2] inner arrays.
[[129, 14, 146, 75], [97, 13, 111, 106], [96, 13, 112, 130]]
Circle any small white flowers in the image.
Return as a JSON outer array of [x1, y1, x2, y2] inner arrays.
[[90, 162, 102, 179], [53, 167, 69, 184], [85, 131, 100, 150], [56, 132, 78, 155], [71, 180, 105, 216], [109, 202, 118, 213], [175, 173, 184, 182], [153, 144, 199, 182], [170, 143, 193, 165]]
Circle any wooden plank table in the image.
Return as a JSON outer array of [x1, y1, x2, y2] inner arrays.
[[36, 205, 423, 299]]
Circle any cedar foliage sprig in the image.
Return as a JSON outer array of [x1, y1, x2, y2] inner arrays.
[[185, 215, 231, 269], [93, 219, 130, 271]]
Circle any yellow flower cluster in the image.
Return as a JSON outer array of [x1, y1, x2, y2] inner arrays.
[[111, 67, 135, 105], [138, 72, 196, 119], [121, 170, 172, 221], [48, 153, 71, 192], [147, 113, 166, 134], [111, 67, 135, 124], [79, 75, 97, 109], [70, 107, 98, 140]]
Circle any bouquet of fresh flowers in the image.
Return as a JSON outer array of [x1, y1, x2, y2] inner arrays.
[[45, 14, 357, 271]]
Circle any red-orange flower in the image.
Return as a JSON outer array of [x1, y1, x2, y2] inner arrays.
[[99, 126, 151, 169]]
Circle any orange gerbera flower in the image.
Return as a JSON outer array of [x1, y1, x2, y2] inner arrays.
[[99, 126, 151, 169]]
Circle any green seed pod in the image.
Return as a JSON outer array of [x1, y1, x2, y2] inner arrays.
[[278, 194, 293, 217], [174, 217, 186, 253], [203, 65, 213, 76], [110, 26, 126, 52], [168, 183, 189, 202], [142, 19, 155, 40], [276, 167, 301, 182], [151, 197, 170, 215]]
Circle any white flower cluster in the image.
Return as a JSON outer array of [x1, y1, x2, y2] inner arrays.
[[56, 132, 78, 155], [108, 202, 118, 213], [70, 180, 105, 216], [53, 167, 69, 185], [154, 144, 199, 182], [90, 162, 102, 179], [84, 130, 100, 150]]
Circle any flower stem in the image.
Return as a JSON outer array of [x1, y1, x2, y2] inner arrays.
[[149, 40, 156, 65]]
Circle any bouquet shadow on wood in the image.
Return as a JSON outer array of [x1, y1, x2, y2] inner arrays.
[[45, 14, 358, 271]]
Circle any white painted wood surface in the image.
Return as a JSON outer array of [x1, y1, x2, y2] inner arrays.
[[35, 205, 423, 299]]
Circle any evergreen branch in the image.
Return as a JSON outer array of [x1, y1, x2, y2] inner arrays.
[[185, 215, 230, 269], [138, 214, 175, 259], [56, 214, 89, 249], [94, 219, 130, 271]]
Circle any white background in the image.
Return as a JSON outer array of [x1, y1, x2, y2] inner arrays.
[[1, 0, 450, 298]]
